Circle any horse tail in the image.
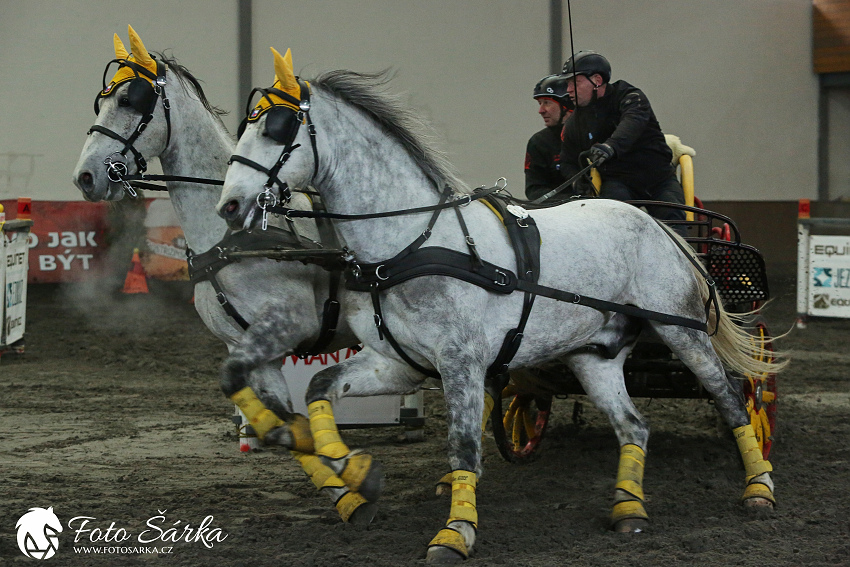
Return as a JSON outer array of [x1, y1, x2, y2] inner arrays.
[[660, 224, 789, 378]]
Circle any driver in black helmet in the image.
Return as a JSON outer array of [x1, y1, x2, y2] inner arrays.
[[524, 74, 574, 201], [559, 50, 686, 226]]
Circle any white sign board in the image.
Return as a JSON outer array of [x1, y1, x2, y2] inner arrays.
[[3, 228, 29, 345], [807, 235, 850, 318], [282, 348, 410, 426]]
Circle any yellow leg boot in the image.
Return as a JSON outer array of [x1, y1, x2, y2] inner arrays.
[[610, 444, 650, 532], [308, 400, 383, 501], [291, 451, 377, 526], [230, 387, 285, 441], [734, 424, 776, 507], [427, 470, 478, 563]]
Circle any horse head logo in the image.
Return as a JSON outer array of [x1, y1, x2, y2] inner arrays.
[[16, 507, 63, 559]]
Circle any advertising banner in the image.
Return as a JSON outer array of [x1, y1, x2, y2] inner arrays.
[[808, 235, 850, 318]]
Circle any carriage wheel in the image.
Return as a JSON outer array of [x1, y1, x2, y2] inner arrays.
[[490, 384, 553, 464], [741, 321, 777, 460]]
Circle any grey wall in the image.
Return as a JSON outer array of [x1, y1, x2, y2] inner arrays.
[[0, 0, 818, 202]]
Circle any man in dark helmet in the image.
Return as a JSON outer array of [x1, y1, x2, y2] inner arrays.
[[559, 50, 686, 226], [524, 74, 575, 201]]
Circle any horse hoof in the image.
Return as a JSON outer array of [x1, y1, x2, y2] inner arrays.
[[613, 518, 649, 533], [348, 501, 379, 527], [743, 497, 775, 510], [357, 460, 384, 502], [435, 483, 451, 497], [426, 546, 466, 564]]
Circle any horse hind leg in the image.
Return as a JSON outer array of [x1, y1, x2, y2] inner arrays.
[[564, 349, 650, 533], [650, 324, 776, 510]]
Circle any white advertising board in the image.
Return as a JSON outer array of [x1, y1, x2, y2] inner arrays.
[[282, 348, 415, 426], [807, 235, 850, 318], [3, 228, 29, 345]]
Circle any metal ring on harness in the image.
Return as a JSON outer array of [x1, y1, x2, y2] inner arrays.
[[494, 269, 509, 286], [256, 189, 279, 210], [375, 264, 389, 281], [103, 153, 128, 182], [572, 294, 582, 304]]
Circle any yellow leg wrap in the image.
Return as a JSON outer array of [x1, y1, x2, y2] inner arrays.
[[335, 491, 369, 523], [482, 391, 495, 434], [230, 387, 285, 440], [428, 528, 468, 559], [287, 414, 315, 454], [742, 481, 776, 505], [615, 444, 646, 501], [291, 451, 345, 491], [611, 444, 649, 526], [447, 470, 478, 529], [339, 453, 374, 493], [436, 472, 454, 490], [308, 400, 350, 459], [733, 424, 773, 481], [612, 500, 649, 522]]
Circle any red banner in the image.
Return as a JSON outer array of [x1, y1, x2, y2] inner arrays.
[[1, 199, 112, 283]]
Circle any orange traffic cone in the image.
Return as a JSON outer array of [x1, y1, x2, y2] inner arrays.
[[122, 248, 149, 294]]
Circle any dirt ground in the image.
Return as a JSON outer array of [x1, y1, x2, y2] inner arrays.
[[1, 268, 848, 567]]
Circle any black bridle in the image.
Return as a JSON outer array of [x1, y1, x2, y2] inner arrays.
[[87, 57, 222, 196], [228, 80, 320, 229]]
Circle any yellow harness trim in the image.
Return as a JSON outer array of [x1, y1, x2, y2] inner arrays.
[[230, 387, 285, 440], [615, 444, 646, 501], [733, 424, 773, 480], [308, 400, 349, 459], [340, 453, 374, 492], [429, 528, 468, 559], [480, 199, 505, 223], [247, 79, 311, 122], [482, 391, 495, 433], [291, 451, 345, 490], [448, 470, 478, 528], [288, 414, 315, 454], [335, 491, 368, 522]]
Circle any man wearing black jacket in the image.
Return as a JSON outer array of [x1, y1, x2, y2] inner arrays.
[[524, 75, 574, 201], [559, 51, 685, 225]]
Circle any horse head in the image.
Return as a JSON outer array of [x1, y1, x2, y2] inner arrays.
[[73, 26, 172, 202], [219, 47, 317, 231]]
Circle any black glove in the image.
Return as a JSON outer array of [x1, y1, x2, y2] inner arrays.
[[572, 173, 597, 197], [589, 143, 615, 165]]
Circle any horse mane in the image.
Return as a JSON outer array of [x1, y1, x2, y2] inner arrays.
[[311, 69, 470, 193], [153, 51, 230, 127]]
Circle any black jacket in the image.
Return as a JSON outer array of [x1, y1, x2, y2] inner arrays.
[[559, 80, 674, 190], [524, 125, 564, 201]]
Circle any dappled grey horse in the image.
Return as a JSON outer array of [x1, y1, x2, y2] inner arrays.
[[71, 27, 378, 525], [217, 48, 784, 564]]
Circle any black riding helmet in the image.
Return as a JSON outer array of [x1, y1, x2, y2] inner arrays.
[[561, 50, 611, 84], [533, 74, 574, 110]]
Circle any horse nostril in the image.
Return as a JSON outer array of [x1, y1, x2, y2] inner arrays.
[[77, 171, 94, 189], [223, 200, 239, 218]]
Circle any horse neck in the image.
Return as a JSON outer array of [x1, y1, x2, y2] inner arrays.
[[311, 93, 445, 262], [157, 85, 233, 253]]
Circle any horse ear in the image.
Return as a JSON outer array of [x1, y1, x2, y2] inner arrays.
[[127, 25, 154, 68], [113, 33, 129, 60], [272, 47, 299, 94]]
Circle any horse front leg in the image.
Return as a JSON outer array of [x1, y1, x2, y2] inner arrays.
[[219, 314, 376, 524], [424, 357, 486, 565], [305, 347, 425, 503]]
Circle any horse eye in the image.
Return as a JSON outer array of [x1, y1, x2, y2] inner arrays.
[[118, 97, 131, 107]]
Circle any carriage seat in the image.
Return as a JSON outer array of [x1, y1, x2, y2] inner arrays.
[[589, 133, 696, 219]]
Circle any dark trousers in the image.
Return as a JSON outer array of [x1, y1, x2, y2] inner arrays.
[[599, 174, 687, 234]]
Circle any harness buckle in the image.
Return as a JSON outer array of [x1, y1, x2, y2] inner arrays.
[[572, 294, 582, 304], [375, 264, 389, 281], [494, 270, 509, 286], [137, 122, 148, 134], [373, 313, 382, 328], [216, 292, 228, 306], [466, 236, 476, 247], [216, 246, 229, 261]]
